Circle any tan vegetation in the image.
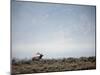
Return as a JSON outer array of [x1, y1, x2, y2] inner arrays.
[[12, 56, 96, 74]]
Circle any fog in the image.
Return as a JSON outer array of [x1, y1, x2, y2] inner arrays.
[[12, 1, 96, 59]]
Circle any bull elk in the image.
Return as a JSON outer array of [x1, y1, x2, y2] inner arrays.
[[32, 53, 43, 61]]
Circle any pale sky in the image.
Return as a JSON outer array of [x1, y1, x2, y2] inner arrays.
[[12, 1, 96, 59]]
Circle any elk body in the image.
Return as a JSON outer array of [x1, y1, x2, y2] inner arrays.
[[32, 53, 43, 61]]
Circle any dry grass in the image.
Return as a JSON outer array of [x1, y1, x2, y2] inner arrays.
[[11, 56, 96, 74]]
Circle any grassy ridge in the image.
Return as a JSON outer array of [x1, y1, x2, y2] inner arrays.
[[12, 56, 96, 74]]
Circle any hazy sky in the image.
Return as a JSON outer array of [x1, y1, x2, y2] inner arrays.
[[12, 1, 96, 59]]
